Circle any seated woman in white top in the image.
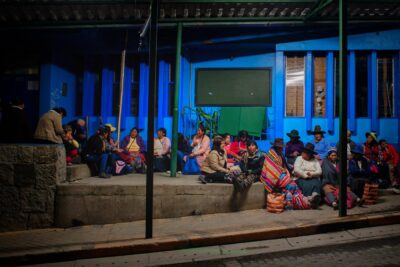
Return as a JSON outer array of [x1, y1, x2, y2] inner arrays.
[[153, 127, 171, 172], [293, 143, 322, 203], [188, 124, 210, 167]]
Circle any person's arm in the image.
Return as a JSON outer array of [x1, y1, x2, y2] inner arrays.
[[138, 136, 146, 153], [53, 116, 65, 136], [208, 152, 229, 173], [319, 140, 331, 159], [285, 144, 292, 157], [310, 159, 322, 177], [252, 155, 265, 175], [163, 137, 171, 156], [193, 136, 210, 156], [390, 145, 399, 166], [293, 157, 307, 178]]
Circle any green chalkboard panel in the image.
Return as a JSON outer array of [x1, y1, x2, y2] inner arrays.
[[196, 68, 271, 106]]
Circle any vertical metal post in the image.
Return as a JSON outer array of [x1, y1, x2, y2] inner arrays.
[[146, 0, 159, 239], [338, 0, 348, 217], [170, 22, 182, 177]]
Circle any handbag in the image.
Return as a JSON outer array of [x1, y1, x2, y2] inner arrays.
[[183, 157, 201, 175]]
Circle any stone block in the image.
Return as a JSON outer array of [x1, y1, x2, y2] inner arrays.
[[14, 163, 36, 187], [0, 186, 20, 213], [20, 188, 48, 212], [35, 164, 57, 189], [0, 145, 17, 163], [28, 213, 54, 229], [66, 164, 91, 182], [0, 163, 14, 185], [34, 146, 59, 164], [0, 212, 28, 232], [16, 145, 34, 163]]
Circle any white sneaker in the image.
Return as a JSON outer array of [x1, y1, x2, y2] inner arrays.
[[391, 188, 400, 194], [166, 170, 171, 174], [177, 171, 182, 174]]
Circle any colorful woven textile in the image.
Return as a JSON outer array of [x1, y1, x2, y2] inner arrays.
[[284, 182, 310, 210], [260, 148, 291, 192]]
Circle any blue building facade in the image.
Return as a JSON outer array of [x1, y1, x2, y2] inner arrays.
[[1, 28, 399, 150]]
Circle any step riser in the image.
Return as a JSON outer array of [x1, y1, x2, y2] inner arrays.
[[55, 184, 265, 227]]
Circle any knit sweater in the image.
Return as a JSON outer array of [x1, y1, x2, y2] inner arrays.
[[293, 156, 322, 179]]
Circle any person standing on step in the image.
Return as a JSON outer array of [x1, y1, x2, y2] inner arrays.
[[34, 107, 67, 144], [285, 129, 304, 170], [308, 125, 331, 161]]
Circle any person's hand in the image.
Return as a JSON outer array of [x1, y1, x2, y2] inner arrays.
[[116, 148, 123, 153], [306, 172, 312, 177], [189, 153, 195, 158], [192, 140, 199, 146], [293, 151, 299, 156], [316, 155, 321, 160]]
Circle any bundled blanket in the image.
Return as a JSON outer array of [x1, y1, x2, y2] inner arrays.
[[260, 148, 291, 192]]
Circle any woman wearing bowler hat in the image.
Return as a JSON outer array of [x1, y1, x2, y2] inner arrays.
[[293, 142, 322, 208], [285, 129, 304, 168]]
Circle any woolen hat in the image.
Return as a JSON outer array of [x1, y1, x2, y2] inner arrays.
[[270, 138, 285, 148], [303, 142, 318, 155], [308, 125, 326, 135], [287, 129, 300, 138]]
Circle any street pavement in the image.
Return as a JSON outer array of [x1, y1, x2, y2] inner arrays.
[[27, 224, 400, 267]]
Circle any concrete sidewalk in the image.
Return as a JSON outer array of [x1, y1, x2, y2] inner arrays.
[[1, 193, 400, 265]]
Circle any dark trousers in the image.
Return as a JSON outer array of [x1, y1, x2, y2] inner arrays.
[[204, 171, 227, 183], [154, 156, 170, 172], [296, 178, 322, 197]]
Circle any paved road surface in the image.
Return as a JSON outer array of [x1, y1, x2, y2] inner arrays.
[[28, 224, 400, 267], [172, 236, 400, 267]]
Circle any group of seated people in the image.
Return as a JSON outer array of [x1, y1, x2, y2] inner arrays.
[[55, 114, 399, 211], [193, 125, 399, 210]]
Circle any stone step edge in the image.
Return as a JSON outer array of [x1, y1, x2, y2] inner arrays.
[[1, 211, 400, 266]]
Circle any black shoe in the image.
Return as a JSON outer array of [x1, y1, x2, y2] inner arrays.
[[198, 175, 207, 184], [99, 172, 111, 178], [310, 193, 321, 209]]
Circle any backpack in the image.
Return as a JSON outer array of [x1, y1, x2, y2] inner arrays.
[[115, 160, 133, 175]]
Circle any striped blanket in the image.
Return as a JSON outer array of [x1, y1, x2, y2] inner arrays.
[[260, 148, 291, 193]]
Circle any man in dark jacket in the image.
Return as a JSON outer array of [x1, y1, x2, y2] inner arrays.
[[0, 98, 32, 143], [233, 140, 266, 192], [83, 127, 114, 178]]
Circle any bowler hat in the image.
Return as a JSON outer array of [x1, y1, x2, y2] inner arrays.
[[287, 129, 300, 138], [303, 143, 318, 155], [308, 125, 326, 135]]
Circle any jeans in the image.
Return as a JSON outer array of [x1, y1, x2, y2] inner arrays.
[[86, 153, 113, 175], [177, 150, 186, 171]]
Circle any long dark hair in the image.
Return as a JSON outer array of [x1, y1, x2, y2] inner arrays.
[[212, 136, 225, 156]]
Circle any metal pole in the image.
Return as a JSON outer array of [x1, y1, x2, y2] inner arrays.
[[146, 0, 159, 239], [117, 32, 128, 149], [338, 0, 348, 217], [170, 22, 182, 177]]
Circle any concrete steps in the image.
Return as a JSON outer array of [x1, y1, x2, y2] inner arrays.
[[55, 174, 265, 227], [66, 164, 91, 182]]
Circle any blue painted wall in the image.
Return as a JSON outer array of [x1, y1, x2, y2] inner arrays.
[[37, 29, 400, 150], [39, 63, 77, 123]]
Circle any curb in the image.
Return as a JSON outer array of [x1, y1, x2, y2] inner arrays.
[[2, 211, 400, 266]]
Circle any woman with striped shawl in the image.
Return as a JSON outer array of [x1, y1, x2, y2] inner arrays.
[[260, 138, 317, 210]]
